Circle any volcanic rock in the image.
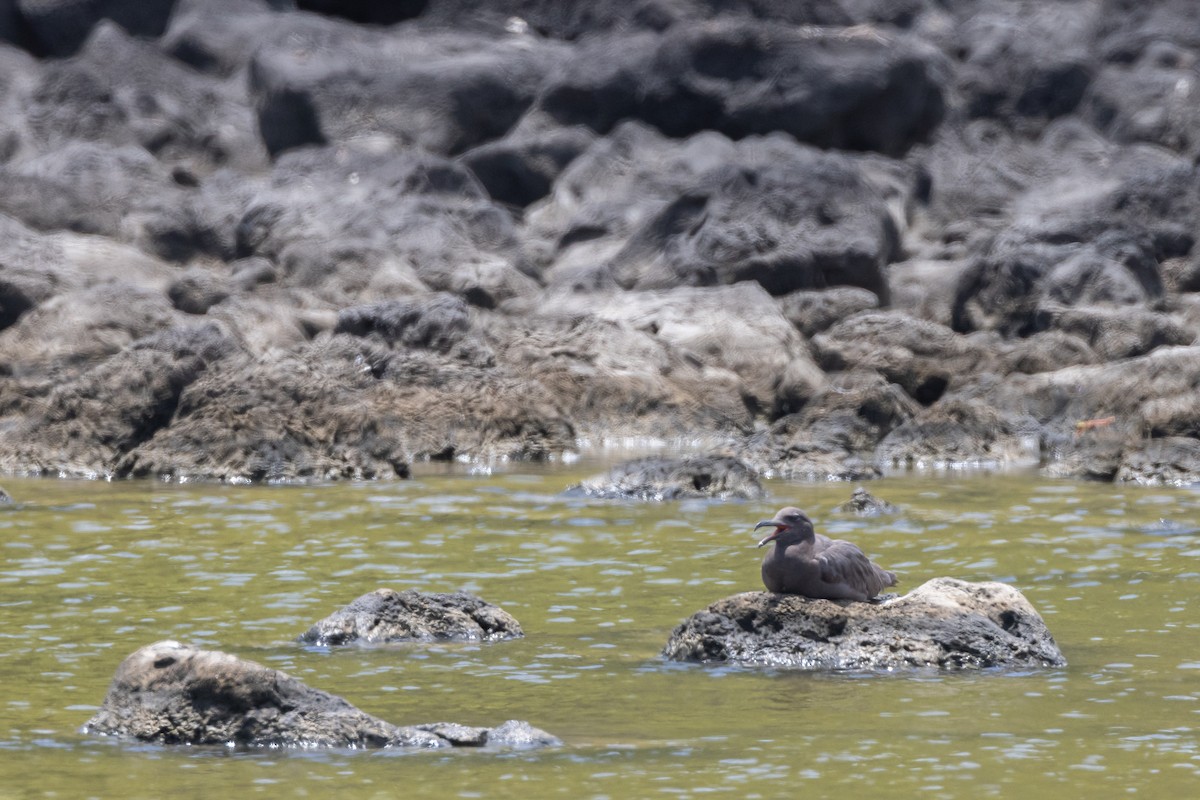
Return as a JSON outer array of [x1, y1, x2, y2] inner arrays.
[[834, 487, 899, 516], [568, 455, 764, 501], [662, 578, 1066, 669], [300, 589, 524, 646], [82, 640, 558, 749]]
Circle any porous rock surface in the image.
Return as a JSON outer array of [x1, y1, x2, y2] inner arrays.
[[663, 578, 1066, 670], [81, 640, 557, 749], [299, 589, 523, 646], [0, 0, 1198, 484]]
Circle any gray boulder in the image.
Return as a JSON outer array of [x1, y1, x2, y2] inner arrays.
[[526, 123, 905, 300], [82, 640, 558, 749], [23, 23, 265, 172], [663, 578, 1066, 669], [249, 20, 568, 157], [300, 589, 523, 646], [16, 0, 178, 57], [969, 344, 1200, 481], [162, 0, 297, 77], [732, 371, 918, 480], [777, 286, 880, 338], [235, 147, 534, 308], [536, 18, 946, 156], [812, 311, 995, 405], [414, 0, 855, 40], [460, 125, 596, 208], [952, 3, 1095, 127]]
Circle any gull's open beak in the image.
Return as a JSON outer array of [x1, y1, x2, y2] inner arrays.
[[754, 519, 781, 548]]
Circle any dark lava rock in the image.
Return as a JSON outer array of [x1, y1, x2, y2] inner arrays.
[[0, 322, 236, 480], [777, 286, 880, 338], [249, 20, 568, 157], [299, 589, 524, 646], [812, 311, 994, 405], [235, 147, 535, 308], [952, 3, 1096, 128], [1036, 304, 1193, 362], [568, 455, 764, 501], [168, 269, 230, 315], [413, 719, 558, 748], [662, 578, 1066, 670], [481, 307, 756, 441], [737, 439, 883, 483], [489, 282, 821, 440], [1115, 437, 1200, 486], [834, 487, 899, 516], [414, 0, 856, 40], [733, 371, 919, 480], [460, 125, 596, 208], [334, 293, 476, 356], [875, 397, 1037, 471], [116, 336, 573, 482], [81, 640, 558, 749], [0, 142, 164, 238], [965, 345, 1200, 478], [162, 0, 304, 78], [530, 123, 905, 298], [1000, 330, 1099, 375], [23, 22, 265, 171], [536, 19, 946, 156], [16, 0, 178, 57]]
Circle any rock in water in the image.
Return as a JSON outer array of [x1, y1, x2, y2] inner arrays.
[[567, 455, 764, 501], [82, 641, 558, 749], [835, 487, 900, 516], [662, 578, 1066, 670], [299, 589, 523, 646]]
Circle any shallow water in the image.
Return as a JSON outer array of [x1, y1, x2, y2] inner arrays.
[[1, 462, 1198, 799]]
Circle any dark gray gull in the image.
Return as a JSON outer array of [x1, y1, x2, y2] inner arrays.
[[754, 506, 897, 601]]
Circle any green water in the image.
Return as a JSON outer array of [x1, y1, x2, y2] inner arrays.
[[1, 462, 1198, 799]]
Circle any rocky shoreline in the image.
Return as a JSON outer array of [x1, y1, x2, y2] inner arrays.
[[1, 0, 1198, 485]]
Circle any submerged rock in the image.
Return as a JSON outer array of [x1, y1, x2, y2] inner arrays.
[[662, 578, 1066, 670], [568, 455, 764, 501], [834, 487, 899, 516], [82, 640, 557, 749], [299, 589, 523, 646]]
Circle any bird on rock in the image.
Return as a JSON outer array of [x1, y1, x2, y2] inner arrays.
[[754, 506, 897, 601]]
